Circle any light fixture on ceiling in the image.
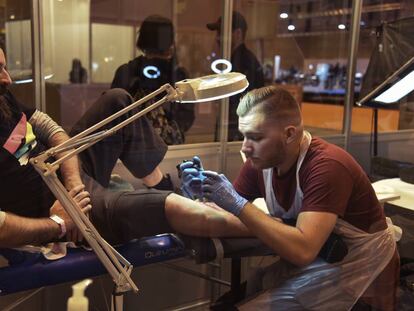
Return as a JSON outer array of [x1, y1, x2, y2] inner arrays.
[[280, 12, 289, 19], [338, 24, 346, 30], [287, 17, 295, 31]]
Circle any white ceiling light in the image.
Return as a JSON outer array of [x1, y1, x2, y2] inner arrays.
[[280, 13, 289, 19], [288, 24, 295, 31]]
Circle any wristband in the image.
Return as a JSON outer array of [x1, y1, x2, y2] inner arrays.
[[49, 214, 66, 239]]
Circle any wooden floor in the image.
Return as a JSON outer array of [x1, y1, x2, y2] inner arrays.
[[185, 101, 401, 143], [302, 102, 400, 134]]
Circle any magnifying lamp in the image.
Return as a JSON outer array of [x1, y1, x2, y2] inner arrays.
[[29, 72, 248, 298]]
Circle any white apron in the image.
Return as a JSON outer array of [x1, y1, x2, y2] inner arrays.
[[240, 131, 396, 311]]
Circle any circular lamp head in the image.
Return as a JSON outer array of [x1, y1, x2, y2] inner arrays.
[[175, 72, 249, 103]]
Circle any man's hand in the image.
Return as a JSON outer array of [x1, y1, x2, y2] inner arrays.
[[179, 156, 205, 200], [202, 171, 248, 216], [50, 184, 92, 242]]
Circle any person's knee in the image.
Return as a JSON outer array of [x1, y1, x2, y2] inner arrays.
[[101, 88, 133, 112]]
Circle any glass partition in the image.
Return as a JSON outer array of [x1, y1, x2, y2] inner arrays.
[[40, 0, 227, 145], [6, 0, 413, 144], [231, 0, 351, 137], [91, 23, 135, 83], [353, 0, 413, 134], [2, 0, 35, 108], [175, 0, 223, 143], [1, 1, 412, 310], [36, 0, 414, 142]]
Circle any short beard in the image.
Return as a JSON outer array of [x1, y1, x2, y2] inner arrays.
[[0, 84, 7, 95], [0, 95, 12, 124]]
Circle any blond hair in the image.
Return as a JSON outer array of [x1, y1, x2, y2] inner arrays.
[[237, 85, 302, 127]]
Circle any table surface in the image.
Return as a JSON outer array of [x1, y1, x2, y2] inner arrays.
[[252, 185, 403, 214], [372, 178, 414, 211]]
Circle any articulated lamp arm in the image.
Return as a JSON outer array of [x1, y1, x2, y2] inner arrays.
[[30, 83, 179, 294]]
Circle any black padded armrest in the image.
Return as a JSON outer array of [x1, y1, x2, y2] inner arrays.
[[181, 219, 348, 264], [180, 235, 274, 264]]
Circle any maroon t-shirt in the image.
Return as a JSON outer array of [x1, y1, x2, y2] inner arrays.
[[234, 137, 399, 309], [234, 137, 386, 233]]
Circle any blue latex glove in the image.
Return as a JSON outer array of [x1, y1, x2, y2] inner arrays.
[[179, 156, 205, 200], [201, 171, 248, 216]]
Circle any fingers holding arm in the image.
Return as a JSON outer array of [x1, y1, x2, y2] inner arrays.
[[201, 171, 248, 216], [50, 185, 92, 242], [69, 185, 92, 213], [68, 184, 92, 242]]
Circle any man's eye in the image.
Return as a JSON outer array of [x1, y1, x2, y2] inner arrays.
[[248, 136, 262, 142]]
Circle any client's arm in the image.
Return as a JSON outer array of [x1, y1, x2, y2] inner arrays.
[[30, 110, 83, 191], [0, 185, 92, 247], [0, 210, 62, 248], [164, 193, 252, 238], [31, 111, 88, 242]]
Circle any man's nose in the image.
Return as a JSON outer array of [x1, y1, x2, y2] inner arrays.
[[241, 139, 252, 155]]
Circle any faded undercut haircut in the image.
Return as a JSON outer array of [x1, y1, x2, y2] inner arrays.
[[237, 85, 302, 127]]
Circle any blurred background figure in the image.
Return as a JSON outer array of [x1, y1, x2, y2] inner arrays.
[[69, 58, 87, 84], [207, 11, 264, 141], [111, 15, 194, 145]]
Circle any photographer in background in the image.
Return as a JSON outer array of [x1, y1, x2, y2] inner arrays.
[[111, 15, 194, 145]]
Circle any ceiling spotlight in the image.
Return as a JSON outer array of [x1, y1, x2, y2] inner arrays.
[[280, 12, 289, 19], [288, 24, 295, 31], [338, 24, 346, 30]]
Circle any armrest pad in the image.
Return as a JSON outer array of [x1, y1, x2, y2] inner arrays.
[[0, 234, 186, 295]]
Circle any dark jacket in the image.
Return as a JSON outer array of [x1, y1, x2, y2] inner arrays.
[[111, 56, 195, 143], [228, 44, 264, 141]]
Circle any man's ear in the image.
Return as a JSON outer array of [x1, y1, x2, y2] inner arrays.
[[285, 126, 298, 144]]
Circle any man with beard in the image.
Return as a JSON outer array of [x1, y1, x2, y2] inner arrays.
[[0, 47, 251, 248], [181, 86, 399, 310]]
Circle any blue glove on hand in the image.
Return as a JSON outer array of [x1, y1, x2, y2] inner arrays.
[[179, 156, 206, 200], [201, 171, 248, 216]]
